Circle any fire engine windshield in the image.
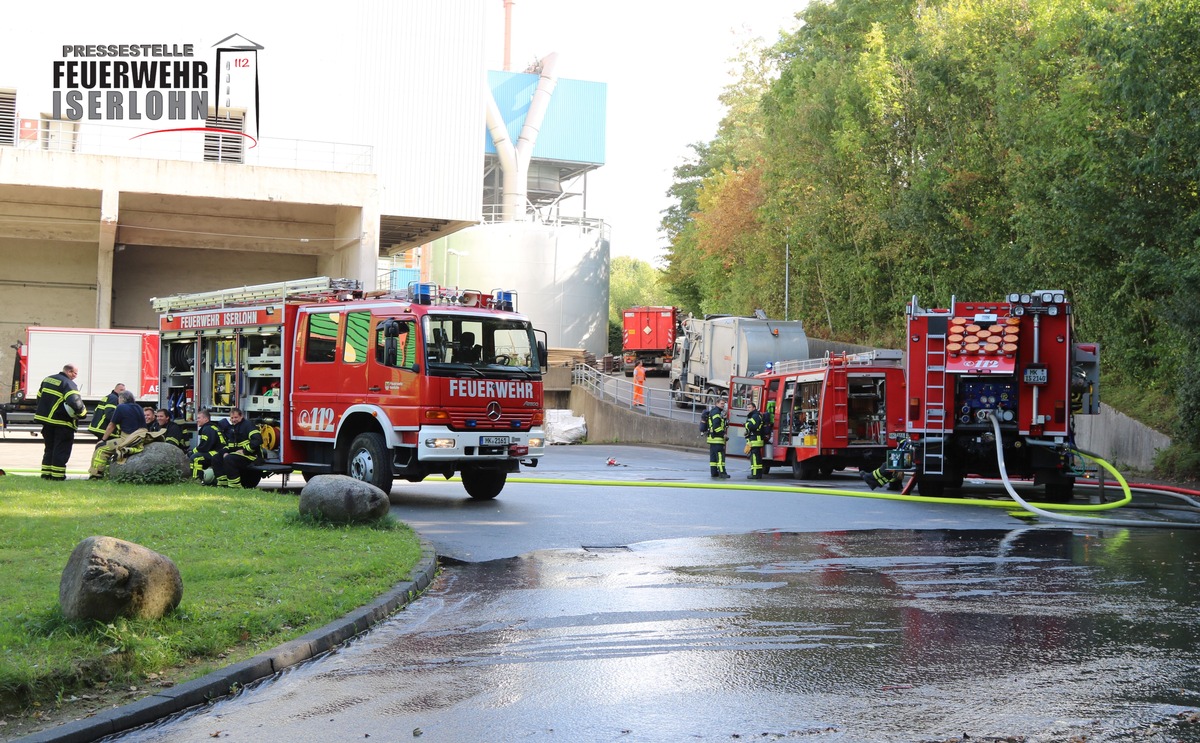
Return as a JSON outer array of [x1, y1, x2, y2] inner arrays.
[[423, 315, 539, 374]]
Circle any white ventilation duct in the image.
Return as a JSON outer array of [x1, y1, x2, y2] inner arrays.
[[485, 52, 559, 222]]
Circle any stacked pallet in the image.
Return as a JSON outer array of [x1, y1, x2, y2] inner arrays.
[[547, 348, 596, 367]]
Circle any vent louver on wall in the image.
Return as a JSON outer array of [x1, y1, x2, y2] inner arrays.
[[203, 112, 244, 163], [0, 91, 16, 147]]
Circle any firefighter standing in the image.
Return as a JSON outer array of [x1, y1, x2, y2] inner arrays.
[[88, 383, 125, 439], [35, 364, 86, 480], [215, 407, 264, 488], [703, 398, 731, 479], [190, 409, 225, 483], [744, 401, 766, 480]]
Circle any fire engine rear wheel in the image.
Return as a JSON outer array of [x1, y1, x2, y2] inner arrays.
[[1043, 481, 1074, 503], [462, 468, 506, 500], [625, 370, 633, 378], [792, 456, 818, 480], [916, 477, 945, 497], [347, 432, 394, 493], [240, 470, 263, 489]]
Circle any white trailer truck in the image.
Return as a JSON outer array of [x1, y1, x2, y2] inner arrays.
[[2, 327, 159, 430], [668, 314, 809, 406]]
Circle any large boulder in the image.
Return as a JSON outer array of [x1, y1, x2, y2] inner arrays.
[[109, 442, 189, 484], [59, 536, 183, 622], [299, 475, 390, 523]]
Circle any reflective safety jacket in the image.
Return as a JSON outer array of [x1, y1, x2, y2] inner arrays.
[[34, 372, 85, 429], [222, 418, 264, 461], [705, 408, 728, 445], [88, 390, 120, 436], [191, 422, 225, 457], [161, 420, 189, 450], [744, 410, 765, 446]]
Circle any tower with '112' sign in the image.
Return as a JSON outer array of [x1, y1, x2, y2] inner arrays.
[[153, 277, 547, 499], [902, 291, 1100, 502]]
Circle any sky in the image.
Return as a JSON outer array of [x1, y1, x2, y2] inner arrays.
[[482, 1, 805, 264]]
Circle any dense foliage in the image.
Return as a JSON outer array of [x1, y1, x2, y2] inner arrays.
[[661, 0, 1200, 449]]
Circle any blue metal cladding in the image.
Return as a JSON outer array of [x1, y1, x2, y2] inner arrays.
[[486, 71, 606, 165]]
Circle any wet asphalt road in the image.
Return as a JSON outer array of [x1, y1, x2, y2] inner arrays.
[[92, 444, 1200, 743]]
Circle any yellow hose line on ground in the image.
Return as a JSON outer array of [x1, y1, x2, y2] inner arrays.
[[504, 466, 1131, 514]]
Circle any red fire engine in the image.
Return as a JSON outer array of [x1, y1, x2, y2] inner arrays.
[[904, 290, 1100, 501], [727, 351, 908, 478], [152, 277, 547, 499]]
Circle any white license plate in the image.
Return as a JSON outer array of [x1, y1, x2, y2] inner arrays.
[[479, 436, 509, 446]]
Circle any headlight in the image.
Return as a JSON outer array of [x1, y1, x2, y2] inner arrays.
[[1020, 294, 1031, 304], [1053, 292, 1064, 303], [1047, 305, 1059, 316], [528, 437, 544, 448], [424, 438, 456, 449], [1012, 305, 1025, 316]]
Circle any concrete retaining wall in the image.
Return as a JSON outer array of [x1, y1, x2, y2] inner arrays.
[[567, 386, 706, 449], [1074, 403, 1171, 472]]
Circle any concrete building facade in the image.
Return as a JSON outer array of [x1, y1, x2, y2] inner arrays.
[[0, 2, 488, 382]]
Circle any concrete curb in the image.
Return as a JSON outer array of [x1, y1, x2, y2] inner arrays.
[[15, 540, 440, 743]]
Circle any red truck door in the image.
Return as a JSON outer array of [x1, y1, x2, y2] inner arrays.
[[291, 308, 342, 442]]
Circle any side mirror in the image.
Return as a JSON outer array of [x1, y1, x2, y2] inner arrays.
[[383, 319, 401, 338], [537, 340, 548, 367]]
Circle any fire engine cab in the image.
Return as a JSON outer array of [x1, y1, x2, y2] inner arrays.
[[904, 291, 1100, 501], [152, 277, 548, 499], [728, 351, 907, 478]]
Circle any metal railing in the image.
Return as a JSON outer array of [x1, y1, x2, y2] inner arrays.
[[9, 119, 374, 174], [571, 363, 720, 425], [481, 204, 609, 238]]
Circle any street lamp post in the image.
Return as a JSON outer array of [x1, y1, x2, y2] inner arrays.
[[447, 249, 468, 287]]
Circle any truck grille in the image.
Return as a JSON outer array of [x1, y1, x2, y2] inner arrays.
[[447, 411, 534, 432]]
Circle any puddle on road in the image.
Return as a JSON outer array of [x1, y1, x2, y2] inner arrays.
[[111, 528, 1200, 743]]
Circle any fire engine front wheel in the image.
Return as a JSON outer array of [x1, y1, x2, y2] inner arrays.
[[347, 433, 394, 493], [461, 468, 506, 500]]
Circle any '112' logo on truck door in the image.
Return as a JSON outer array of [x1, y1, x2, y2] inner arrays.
[[298, 407, 335, 433]]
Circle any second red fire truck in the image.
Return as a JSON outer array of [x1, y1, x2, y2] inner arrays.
[[902, 290, 1100, 501], [727, 351, 908, 478], [152, 277, 547, 499]]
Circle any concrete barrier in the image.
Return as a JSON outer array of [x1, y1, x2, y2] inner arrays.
[[1074, 403, 1171, 472], [568, 386, 707, 449]]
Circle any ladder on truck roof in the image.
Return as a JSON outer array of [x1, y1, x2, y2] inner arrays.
[[771, 350, 902, 375], [910, 295, 952, 477], [151, 277, 363, 313]]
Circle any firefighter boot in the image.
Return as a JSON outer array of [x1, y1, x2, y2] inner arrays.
[[861, 467, 892, 490]]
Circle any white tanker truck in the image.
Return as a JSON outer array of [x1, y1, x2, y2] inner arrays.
[[668, 314, 809, 406]]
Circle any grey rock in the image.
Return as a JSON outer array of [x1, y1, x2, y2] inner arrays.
[[109, 442, 189, 484], [299, 475, 390, 523], [59, 536, 184, 622]]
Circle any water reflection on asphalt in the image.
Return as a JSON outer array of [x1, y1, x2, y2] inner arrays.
[[112, 528, 1200, 743]]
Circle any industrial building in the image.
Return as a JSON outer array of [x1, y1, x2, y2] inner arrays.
[[0, 1, 609, 385]]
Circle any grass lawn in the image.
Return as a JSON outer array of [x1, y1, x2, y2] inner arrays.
[[0, 476, 423, 718]]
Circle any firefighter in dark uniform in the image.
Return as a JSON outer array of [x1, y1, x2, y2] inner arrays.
[[215, 407, 264, 488], [703, 398, 731, 479], [88, 383, 124, 439], [744, 401, 766, 480], [189, 409, 225, 484], [35, 364, 86, 480], [154, 409, 189, 451]]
